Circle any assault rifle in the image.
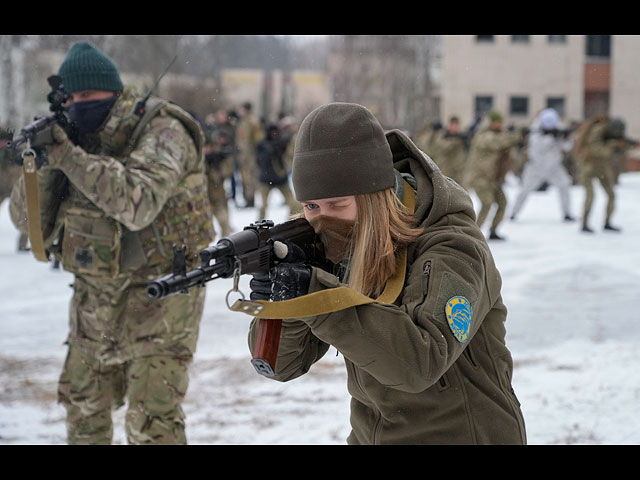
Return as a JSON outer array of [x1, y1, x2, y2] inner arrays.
[[5, 75, 73, 166], [540, 127, 574, 139], [146, 218, 331, 377], [603, 132, 640, 146]]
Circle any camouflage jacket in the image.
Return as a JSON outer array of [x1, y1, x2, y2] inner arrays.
[[466, 127, 520, 186], [431, 131, 468, 184], [581, 121, 626, 167], [10, 86, 214, 284], [235, 114, 263, 157]]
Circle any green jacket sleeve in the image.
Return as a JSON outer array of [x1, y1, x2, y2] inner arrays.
[[257, 229, 501, 393], [55, 112, 197, 232]]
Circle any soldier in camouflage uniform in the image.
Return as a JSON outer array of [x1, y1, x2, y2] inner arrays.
[[235, 102, 263, 208], [465, 111, 521, 240], [413, 120, 443, 160], [9, 42, 214, 444], [0, 125, 29, 251], [255, 123, 300, 221], [573, 115, 635, 233], [203, 125, 234, 238], [430, 116, 469, 186], [279, 115, 298, 172]]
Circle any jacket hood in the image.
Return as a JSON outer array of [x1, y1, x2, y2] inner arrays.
[[386, 129, 476, 228]]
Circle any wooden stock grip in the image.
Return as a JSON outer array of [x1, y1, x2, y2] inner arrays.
[[251, 318, 283, 376]]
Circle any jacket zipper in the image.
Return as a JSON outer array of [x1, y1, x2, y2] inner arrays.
[[422, 260, 432, 294]]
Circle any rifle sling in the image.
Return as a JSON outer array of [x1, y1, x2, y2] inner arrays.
[[22, 152, 49, 262], [230, 179, 416, 319]]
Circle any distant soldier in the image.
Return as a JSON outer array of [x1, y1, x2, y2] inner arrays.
[[413, 120, 443, 159], [204, 127, 234, 238], [0, 125, 28, 251], [235, 102, 263, 208], [9, 42, 214, 444], [510, 108, 575, 222], [255, 123, 300, 220], [465, 111, 522, 240], [573, 115, 636, 233], [279, 115, 298, 172], [430, 116, 469, 186]]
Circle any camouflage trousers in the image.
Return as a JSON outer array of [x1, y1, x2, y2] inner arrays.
[[236, 152, 257, 205], [581, 163, 616, 227], [257, 182, 301, 221], [207, 175, 232, 238], [57, 275, 205, 444], [473, 180, 507, 234]]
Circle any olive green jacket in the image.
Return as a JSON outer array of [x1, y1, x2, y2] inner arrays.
[[248, 130, 526, 445]]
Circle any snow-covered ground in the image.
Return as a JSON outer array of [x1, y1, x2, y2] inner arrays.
[[1, 172, 639, 445]]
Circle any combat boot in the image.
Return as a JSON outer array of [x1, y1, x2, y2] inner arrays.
[[489, 231, 506, 241], [563, 214, 575, 222], [581, 224, 594, 233], [604, 222, 621, 232]]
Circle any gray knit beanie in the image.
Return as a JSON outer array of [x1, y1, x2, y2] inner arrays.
[[292, 102, 395, 201], [58, 42, 124, 93]]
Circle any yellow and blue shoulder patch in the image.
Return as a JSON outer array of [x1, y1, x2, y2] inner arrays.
[[445, 296, 472, 342]]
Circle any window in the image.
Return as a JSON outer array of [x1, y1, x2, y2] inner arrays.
[[510, 96, 529, 116], [586, 35, 611, 58], [548, 35, 567, 44], [511, 35, 530, 43], [546, 97, 566, 118], [476, 35, 494, 43], [475, 95, 493, 119]]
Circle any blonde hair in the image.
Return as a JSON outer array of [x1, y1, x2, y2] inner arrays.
[[347, 188, 423, 297]]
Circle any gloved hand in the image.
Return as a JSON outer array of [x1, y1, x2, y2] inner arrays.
[[249, 241, 311, 301], [44, 123, 75, 168]]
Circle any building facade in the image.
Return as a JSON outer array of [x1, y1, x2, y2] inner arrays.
[[440, 35, 640, 139]]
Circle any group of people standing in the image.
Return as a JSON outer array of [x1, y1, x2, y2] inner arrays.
[[416, 108, 633, 239], [198, 103, 300, 240]]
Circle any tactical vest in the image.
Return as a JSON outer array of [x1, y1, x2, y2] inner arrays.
[[56, 87, 214, 283]]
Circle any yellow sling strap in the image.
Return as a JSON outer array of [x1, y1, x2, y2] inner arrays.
[[21, 150, 49, 262], [230, 179, 416, 319]]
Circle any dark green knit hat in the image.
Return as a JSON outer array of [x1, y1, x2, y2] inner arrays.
[[292, 103, 395, 201], [489, 110, 503, 123], [58, 42, 123, 93]]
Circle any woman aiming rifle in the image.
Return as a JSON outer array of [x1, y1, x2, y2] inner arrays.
[[248, 103, 526, 445]]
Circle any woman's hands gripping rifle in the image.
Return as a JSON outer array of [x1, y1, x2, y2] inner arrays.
[[249, 241, 312, 302], [146, 218, 329, 378], [146, 218, 328, 301]]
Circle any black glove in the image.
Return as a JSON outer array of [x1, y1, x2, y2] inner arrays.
[[249, 241, 311, 301]]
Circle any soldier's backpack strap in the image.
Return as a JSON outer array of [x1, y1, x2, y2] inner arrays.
[[21, 149, 49, 262], [229, 179, 416, 319], [126, 97, 168, 153]]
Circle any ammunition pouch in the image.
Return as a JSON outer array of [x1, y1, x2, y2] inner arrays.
[[61, 207, 122, 277]]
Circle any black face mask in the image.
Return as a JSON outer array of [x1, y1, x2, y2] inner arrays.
[[67, 96, 117, 133]]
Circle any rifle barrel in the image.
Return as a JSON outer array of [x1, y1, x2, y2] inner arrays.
[[146, 261, 229, 299]]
